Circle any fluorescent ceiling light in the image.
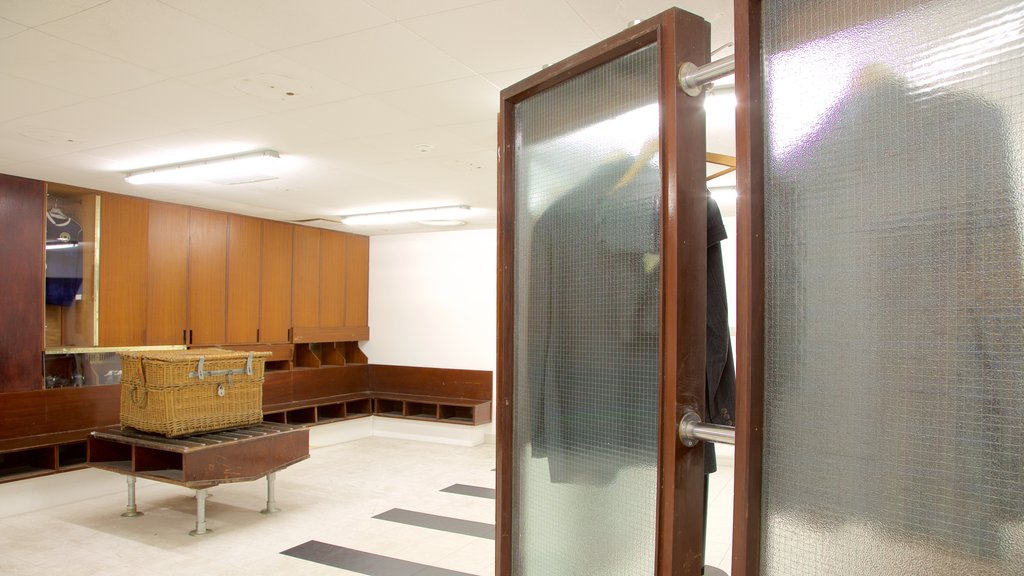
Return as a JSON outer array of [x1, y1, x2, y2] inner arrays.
[[125, 150, 281, 185], [340, 205, 472, 226]]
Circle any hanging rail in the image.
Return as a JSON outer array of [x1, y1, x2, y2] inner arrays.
[[678, 54, 736, 97], [678, 410, 736, 447]]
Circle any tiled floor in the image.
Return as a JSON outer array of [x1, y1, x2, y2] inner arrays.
[[0, 423, 734, 576]]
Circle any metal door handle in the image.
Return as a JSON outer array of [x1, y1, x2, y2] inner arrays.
[[678, 410, 735, 447]]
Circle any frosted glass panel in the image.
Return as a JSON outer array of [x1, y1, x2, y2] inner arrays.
[[511, 45, 661, 575], [762, 1, 1024, 575]]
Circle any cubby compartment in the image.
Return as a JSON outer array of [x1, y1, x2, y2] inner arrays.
[[439, 405, 476, 424], [263, 412, 287, 424], [405, 401, 439, 420], [0, 447, 56, 483], [265, 359, 293, 372], [134, 446, 183, 481], [57, 441, 88, 469], [286, 407, 318, 424], [316, 403, 346, 422], [294, 343, 322, 368], [346, 398, 373, 417], [375, 398, 404, 417]]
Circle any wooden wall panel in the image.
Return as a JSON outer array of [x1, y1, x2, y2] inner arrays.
[[319, 230, 347, 328], [292, 225, 320, 329], [345, 233, 369, 328], [0, 174, 44, 392], [188, 208, 228, 345], [368, 365, 492, 401], [0, 386, 119, 442], [260, 220, 293, 343], [98, 193, 148, 346], [147, 202, 188, 345], [226, 214, 261, 344]]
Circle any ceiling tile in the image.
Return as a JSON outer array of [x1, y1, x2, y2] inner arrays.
[[205, 95, 433, 153], [315, 125, 483, 168], [279, 23, 475, 94], [566, 0, 735, 55], [1, 100, 179, 154], [0, 73, 87, 123], [0, 17, 26, 39], [100, 79, 268, 133], [38, 0, 265, 77], [484, 67, 544, 91], [0, 30, 166, 98], [0, 0, 107, 27], [159, 0, 393, 51], [376, 76, 499, 127], [401, 0, 598, 74], [363, 0, 492, 21], [178, 53, 362, 113]]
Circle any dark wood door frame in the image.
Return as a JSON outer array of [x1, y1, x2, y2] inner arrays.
[[496, 8, 710, 575], [732, 2, 766, 576]]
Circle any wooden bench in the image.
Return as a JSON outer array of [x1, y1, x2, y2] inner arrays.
[[87, 422, 309, 535]]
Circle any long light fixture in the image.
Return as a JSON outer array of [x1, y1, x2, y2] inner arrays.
[[340, 205, 472, 226], [125, 150, 281, 185]]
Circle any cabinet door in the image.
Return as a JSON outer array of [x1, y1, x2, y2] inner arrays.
[[260, 220, 293, 343], [344, 233, 369, 329], [319, 230, 347, 328], [226, 214, 261, 344], [147, 202, 188, 345], [188, 208, 228, 346], [0, 174, 44, 392], [98, 194, 148, 346], [292, 225, 320, 330]]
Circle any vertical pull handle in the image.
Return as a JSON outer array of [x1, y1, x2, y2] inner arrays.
[[183, 329, 187, 345]]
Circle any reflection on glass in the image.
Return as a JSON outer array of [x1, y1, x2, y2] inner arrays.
[[763, 1, 1024, 575], [511, 45, 661, 575], [43, 351, 122, 389], [44, 188, 99, 349]]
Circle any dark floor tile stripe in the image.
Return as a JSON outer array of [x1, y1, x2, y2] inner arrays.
[[440, 484, 496, 500], [281, 540, 476, 576], [373, 508, 495, 540]]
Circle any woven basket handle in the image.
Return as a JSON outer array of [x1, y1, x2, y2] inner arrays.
[[128, 384, 148, 408]]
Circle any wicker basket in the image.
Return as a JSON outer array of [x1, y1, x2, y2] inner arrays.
[[119, 348, 270, 437]]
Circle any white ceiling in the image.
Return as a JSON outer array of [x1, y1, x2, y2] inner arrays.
[[0, 0, 735, 234]]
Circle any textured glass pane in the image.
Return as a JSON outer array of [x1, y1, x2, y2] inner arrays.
[[762, 1, 1024, 575], [511, 45, 661, 575]]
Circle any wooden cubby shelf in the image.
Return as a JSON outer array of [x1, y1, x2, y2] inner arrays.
[[0, 438, 91, 483], [263, 396, 379, 427]]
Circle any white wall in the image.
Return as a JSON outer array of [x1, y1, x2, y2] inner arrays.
[[362, 228, 497, 372]]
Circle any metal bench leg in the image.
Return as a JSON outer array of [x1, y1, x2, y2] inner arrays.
[[121, 476, 143, 518], [189, 489, 211, 535], [261, 472, 280, 514]]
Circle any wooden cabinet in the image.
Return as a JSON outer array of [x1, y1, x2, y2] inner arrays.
[[188, 209, 228, 345], [345, 234, 369, 329], [259, 220, 292, 343], [226, 215, 262, 344], [291, 228, 370, 343], [292, 225, 321, 330], [319, 230, 347, 329], [98, 194, 148, 346], [89, 195, 367, 348], [0, 174, 44, 392], [146, 202, 189, 345]]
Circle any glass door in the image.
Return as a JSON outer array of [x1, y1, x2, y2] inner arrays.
[[497, 8, 712, 576], [737, 1, 1024, 575]]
